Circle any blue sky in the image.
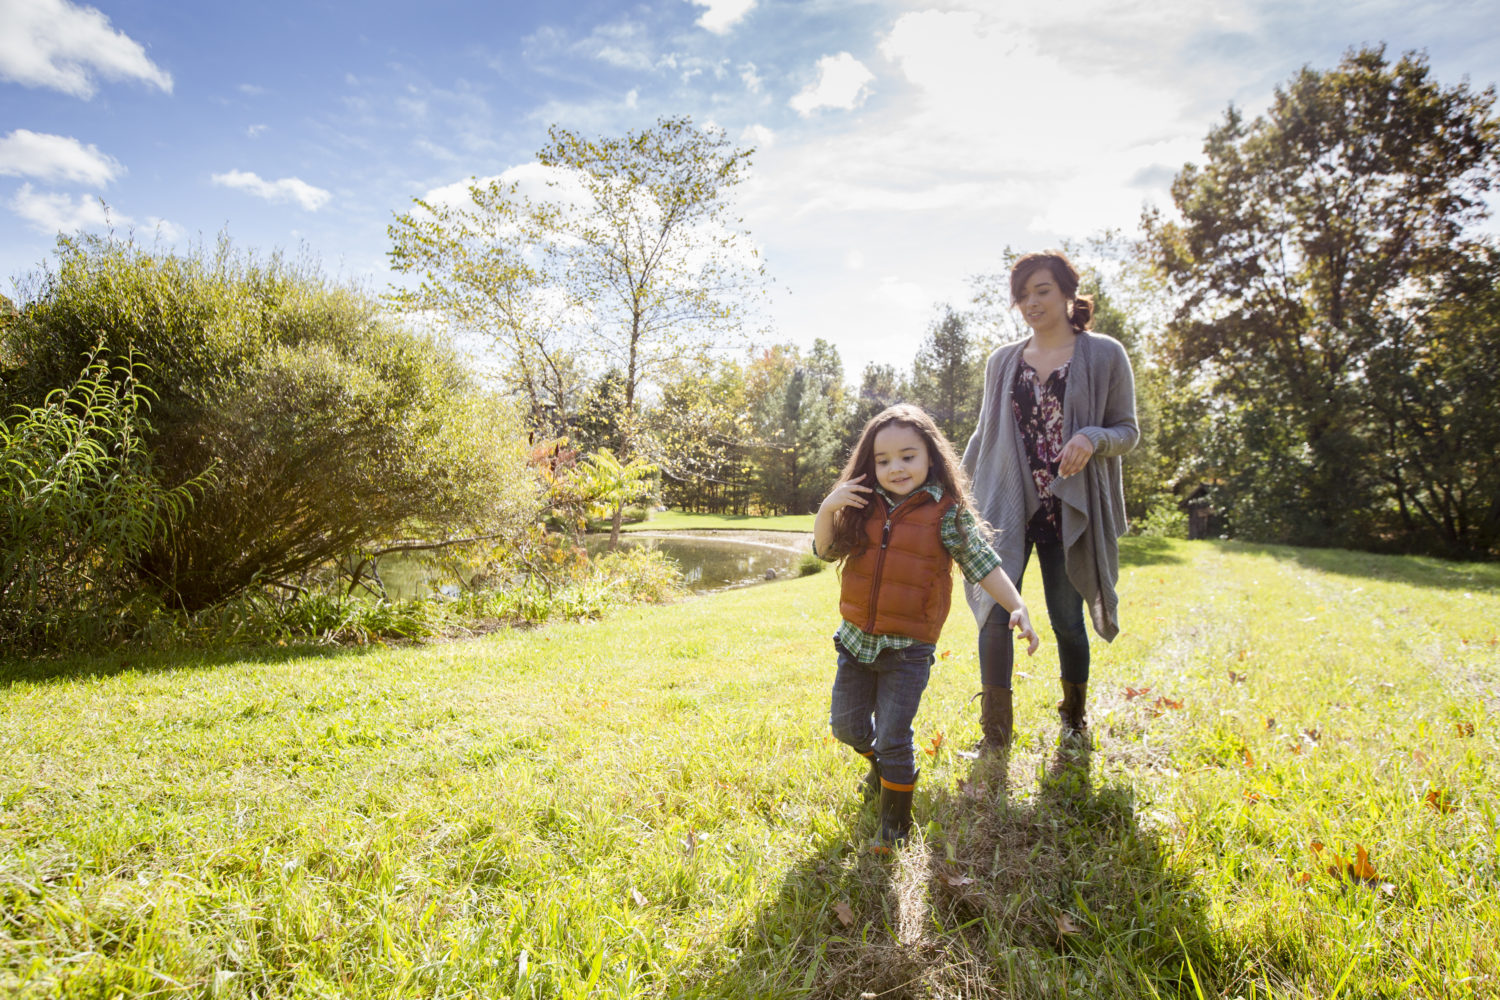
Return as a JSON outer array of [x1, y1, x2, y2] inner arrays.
[[3, 0, 1499, 378]]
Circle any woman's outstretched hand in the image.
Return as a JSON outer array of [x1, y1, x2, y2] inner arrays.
[[820, 474, 872, 513], [1058, 432, 1095, 478], [1010, 605, 1040, 656]]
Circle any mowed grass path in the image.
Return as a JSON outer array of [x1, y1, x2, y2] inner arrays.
[[2, 540, 1498, 998]]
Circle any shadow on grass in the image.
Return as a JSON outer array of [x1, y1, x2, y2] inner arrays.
[[1118, 536, 1189, 568], [1218, 539, 1500, 595], [695, 741, 1220, 999], [0, 639, 375, 689]]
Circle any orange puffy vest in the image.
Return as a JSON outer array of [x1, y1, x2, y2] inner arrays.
[[839, 491, 957, 643]]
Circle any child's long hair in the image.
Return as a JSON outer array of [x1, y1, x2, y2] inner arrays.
[[824, 403, 985, 563]]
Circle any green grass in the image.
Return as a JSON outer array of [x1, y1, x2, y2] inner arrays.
[[622, 509, 817, 533], [2, 539, 1498, 998]]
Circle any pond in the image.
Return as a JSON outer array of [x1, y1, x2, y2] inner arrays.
[[588, 530, 814, 593], [376, 530, 814, 600]]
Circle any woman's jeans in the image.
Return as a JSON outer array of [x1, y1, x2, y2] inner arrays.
[[829, 636, 934, 787], [979, 537, 1090, 688]]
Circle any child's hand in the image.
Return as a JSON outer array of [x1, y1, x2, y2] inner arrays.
[[820, 474, 872, 513], [1010, 605, 1040, 656]]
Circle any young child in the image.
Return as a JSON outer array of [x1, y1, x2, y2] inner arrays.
[[814, 404, 1039, 846]]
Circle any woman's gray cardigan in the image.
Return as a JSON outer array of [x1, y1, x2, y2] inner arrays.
[[961, 332, 1139, 641]]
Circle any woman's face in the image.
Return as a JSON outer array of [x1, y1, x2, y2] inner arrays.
[[1014, 267, 1071, 335]]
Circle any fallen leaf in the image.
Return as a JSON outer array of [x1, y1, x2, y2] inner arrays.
[[681, 830, 699, 855], [942, 872, 975, 888], [1351, 844, 1377, 881], [1426, 789, 1453, 814], [1243, 790, 1261, 802], [833, 901, 855, 926], [1265, 717, 1277, 730], [939, 649, 952, 660], [1302, 729, 1321, 743], [1148, 696, 1184, 717], [1288, 743, 1304, 755], [1124, 686, 1152, 701], [1242, 749, 1256, 770], [1291, 871, 1312, 884], [956, 778, 984, 800], [1228, 670, 1247, 684], [1411, 750, 1428, 765], [924, 732, 946, 757], [1310, 841, 1325, 855], [1454, 721, 1475, 738], [1237, 648, 1251, 661], [1056, 913, 1085, 937], [631, 888, 648, 907]]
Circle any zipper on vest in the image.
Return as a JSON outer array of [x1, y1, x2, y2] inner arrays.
[[864, 511, 894, 633]]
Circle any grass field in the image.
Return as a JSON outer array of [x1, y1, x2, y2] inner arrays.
[[622, 510, 817, 533], [2, 539, 1498, 998]]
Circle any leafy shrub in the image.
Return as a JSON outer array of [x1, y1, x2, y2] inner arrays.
[[1133, 503, 1189, 540], [0, 347, 208, 649], [797, 552, 826, 576], [3, 236, 538, 611]]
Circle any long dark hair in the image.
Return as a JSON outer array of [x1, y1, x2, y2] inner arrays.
[[1010, 249, 1094, 333], [824, 403, 984, 563]]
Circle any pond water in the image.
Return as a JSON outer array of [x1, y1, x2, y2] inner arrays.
[[376, 530, 813, 600], [589, 530, 813, 593]]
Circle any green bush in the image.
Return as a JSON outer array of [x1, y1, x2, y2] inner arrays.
[[797, 552, 826, 576], [0, 347, 208, 648], [3, 236, 538, 611]]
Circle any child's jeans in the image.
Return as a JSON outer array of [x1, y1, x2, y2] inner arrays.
[[979, 536, 1090, 687], [828, 635, 934, 787]]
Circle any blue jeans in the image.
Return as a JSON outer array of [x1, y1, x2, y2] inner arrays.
[[979, 536, 1090, 687], [828, 636, 934, 787]]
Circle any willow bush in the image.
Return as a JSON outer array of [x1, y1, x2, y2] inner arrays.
[[3, 236, 538, 612], [0, 347, 206, 647]]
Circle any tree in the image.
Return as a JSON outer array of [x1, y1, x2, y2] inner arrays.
[[745, 344, 841, 515], [3, 236, 537, 610], [846, 362, 905, 449], [389, 115, 764, 451], [908, 306, 981, 444], [578, 449, 657, 549], [643, 360, 754, 514], [1143, 46, 1500, 551]]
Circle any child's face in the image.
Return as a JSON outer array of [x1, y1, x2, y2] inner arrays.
[[872, 423, 931, 498]]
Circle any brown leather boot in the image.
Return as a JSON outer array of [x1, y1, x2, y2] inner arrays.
[[1057, 680, 1088, 736], [978, 685, 1013, 751]]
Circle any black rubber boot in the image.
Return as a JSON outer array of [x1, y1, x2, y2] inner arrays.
[[877, 772, 918, 846], [977, 685, 1013, 752], [1058, 680, 1088, 736], [858, 750, 880, 804]]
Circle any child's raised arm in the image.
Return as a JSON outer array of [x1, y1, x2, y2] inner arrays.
[[976, 567, 1040, 655], [813, 474, 872, 559]]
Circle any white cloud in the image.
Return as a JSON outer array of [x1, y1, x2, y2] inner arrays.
[[9, 183, 121, 233], [740, 124, 774, 149], [740, 61, 762, 93], [238, 83, 267, 96], [0, 129, 122, 185], [0, 0, 172, 98], [789, 53, 874, 116], [144, 216, 186, 243], [246, 124, 268, 138], [211, 170, 332, 211], [688, 0, 755, 35]]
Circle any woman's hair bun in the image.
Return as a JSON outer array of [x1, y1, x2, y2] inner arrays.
[[1070, 293, 1094, 332]]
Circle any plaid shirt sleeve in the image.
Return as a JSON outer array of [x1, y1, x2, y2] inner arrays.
[[941, 504, 1003, 584]]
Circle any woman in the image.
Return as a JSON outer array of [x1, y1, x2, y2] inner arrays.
[[962, 250, 1138, 748]]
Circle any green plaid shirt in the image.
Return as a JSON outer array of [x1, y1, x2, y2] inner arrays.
[[816, 482, 1003, 662]]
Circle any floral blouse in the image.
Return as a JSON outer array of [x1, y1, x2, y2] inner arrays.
[[1011, 357, 1070, 544]]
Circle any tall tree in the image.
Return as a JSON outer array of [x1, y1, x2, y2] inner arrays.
[[908, 306, 981, 444], [389, 115, 764, 449], [1143, 46, 1500, 550]]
